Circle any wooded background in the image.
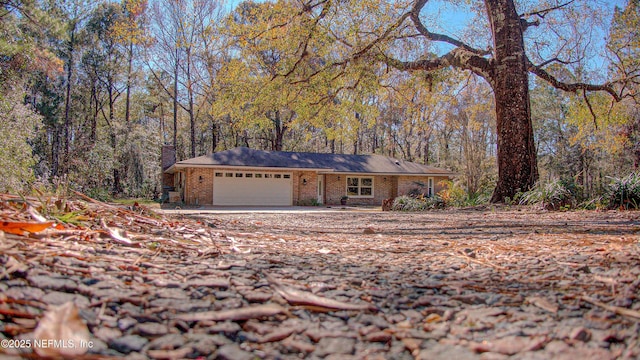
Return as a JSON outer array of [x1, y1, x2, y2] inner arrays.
[[1, 0, 638, 204]]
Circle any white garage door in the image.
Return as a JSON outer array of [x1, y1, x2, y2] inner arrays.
[[213, 171, 292, 206]]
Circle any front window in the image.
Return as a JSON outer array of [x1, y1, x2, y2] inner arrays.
[[346, 177, 374, 198]]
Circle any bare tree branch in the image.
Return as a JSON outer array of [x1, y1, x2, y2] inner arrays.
[[537, 57, 573, 68], [410, 0, 490, 56], [583, 89, 598, 129], [520, 0, 576, 19], [527, 58, 622, 101], [520, 18, 540, 30]]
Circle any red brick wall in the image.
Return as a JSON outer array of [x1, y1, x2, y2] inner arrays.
[[294, 171, 318, 205], [184, 168, 214, 205]]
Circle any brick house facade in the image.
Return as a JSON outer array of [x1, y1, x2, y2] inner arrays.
[[165, 147, 454, 206]]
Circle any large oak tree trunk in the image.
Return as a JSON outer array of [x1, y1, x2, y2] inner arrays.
[[486, 0, 538, 202]]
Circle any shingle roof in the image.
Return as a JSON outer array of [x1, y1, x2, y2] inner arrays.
[[167, 147, 454, 176]]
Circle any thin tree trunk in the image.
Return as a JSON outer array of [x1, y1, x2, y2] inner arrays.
[[272, 111, 286, 151], [63, 27, 76, 175], [423, 131, 431, 165], [186, 47, 196, 158], [90, 83, 98, 143], [633, 119, 640, 169], [51, 125, 60, 177], [211, 120, 217, 152], [125, 41, 133, 126], [108, 89, 121, 195], [173, 47, 179, 149]]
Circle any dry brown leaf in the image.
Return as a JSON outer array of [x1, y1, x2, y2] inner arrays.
[[581, 296, 640, 320], [526, 296, 559, 313], [424, 313, 442, 323], [0, 221, 53, 235], [27, 206, 48, 223], [266, 273, 378, 312], [32, 302, 91, 357], [217, 259, 247, 269], [147, 346, 193, 360], [175, 303, 289, 322], [229, 237, 251, 253], [258, 326, 301, 343], [470, 336, 547, 355], [0, 230, 16, 251], [401, 338, 422, 352], [100, 218, 135, 246], [0, 256, 28, 279]]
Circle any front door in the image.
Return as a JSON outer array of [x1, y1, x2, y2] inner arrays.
[[317, 175, 324, 204]]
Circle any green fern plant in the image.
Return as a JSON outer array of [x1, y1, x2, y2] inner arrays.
[[607, 172, 640, 210], [520, 180, 575, 210]]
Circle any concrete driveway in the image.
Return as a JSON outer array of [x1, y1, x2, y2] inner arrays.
[[158, 205, 382, 215]]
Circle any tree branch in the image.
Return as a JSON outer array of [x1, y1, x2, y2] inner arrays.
[[527, 58, 622, 102], [351, 11, 412, 60], [537, 57, 573, 68], [275, 0, 331, 79], [1, 0, 38, 24], [582, 89, 598, 129], [520, 0, 576, 19], [382, 47, 493, 81], [520, 18, 540, 31], [352, 0, 491, 63], [410, 0, 490, 56], [280, 0, 494, 87]]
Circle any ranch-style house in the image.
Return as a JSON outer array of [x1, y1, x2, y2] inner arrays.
[[162, 146, 455, 206]]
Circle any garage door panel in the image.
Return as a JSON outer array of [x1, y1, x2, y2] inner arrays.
[[213, 172, 292, 206]]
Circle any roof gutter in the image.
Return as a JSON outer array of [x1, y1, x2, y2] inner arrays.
[[164, 163, 332, 173], [165, 164, 457, 178], [318, 171, 457, 177]]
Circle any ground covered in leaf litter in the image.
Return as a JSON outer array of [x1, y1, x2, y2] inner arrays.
[[1, 196, 640, 359]]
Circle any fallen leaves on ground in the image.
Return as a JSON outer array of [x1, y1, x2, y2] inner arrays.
[[0, 221, 53, 235], [266, 273, 378, 312], [175, 303, 289, 322], [1, 193, 639, 359], [32, 302, 91, 357]]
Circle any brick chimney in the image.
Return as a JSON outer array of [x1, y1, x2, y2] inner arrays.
[[161, 144, 176, 189]]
